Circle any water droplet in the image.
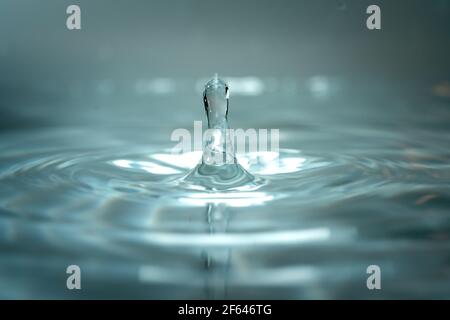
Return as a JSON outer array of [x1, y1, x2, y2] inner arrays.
[[202, 75, 235, 166], [182, 75, 260, 191]]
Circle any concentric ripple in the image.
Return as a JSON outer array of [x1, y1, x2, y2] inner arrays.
[[0, 128, 449, 298]]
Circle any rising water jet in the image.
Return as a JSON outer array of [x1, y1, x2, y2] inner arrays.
[[182, 75, 260, 191]]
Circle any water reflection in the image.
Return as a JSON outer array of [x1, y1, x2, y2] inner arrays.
[[1, 73, 450, 298]]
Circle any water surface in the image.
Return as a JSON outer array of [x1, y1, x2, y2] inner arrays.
[[0, 78, 449, 299]]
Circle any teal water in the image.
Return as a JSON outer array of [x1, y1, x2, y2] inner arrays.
[[0, 78, 449, 299]]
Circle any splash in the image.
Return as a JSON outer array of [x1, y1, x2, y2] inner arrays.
[[182, 75, 259, 191]]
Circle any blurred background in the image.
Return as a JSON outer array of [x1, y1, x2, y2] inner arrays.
[[1, 0, 449, 132]]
